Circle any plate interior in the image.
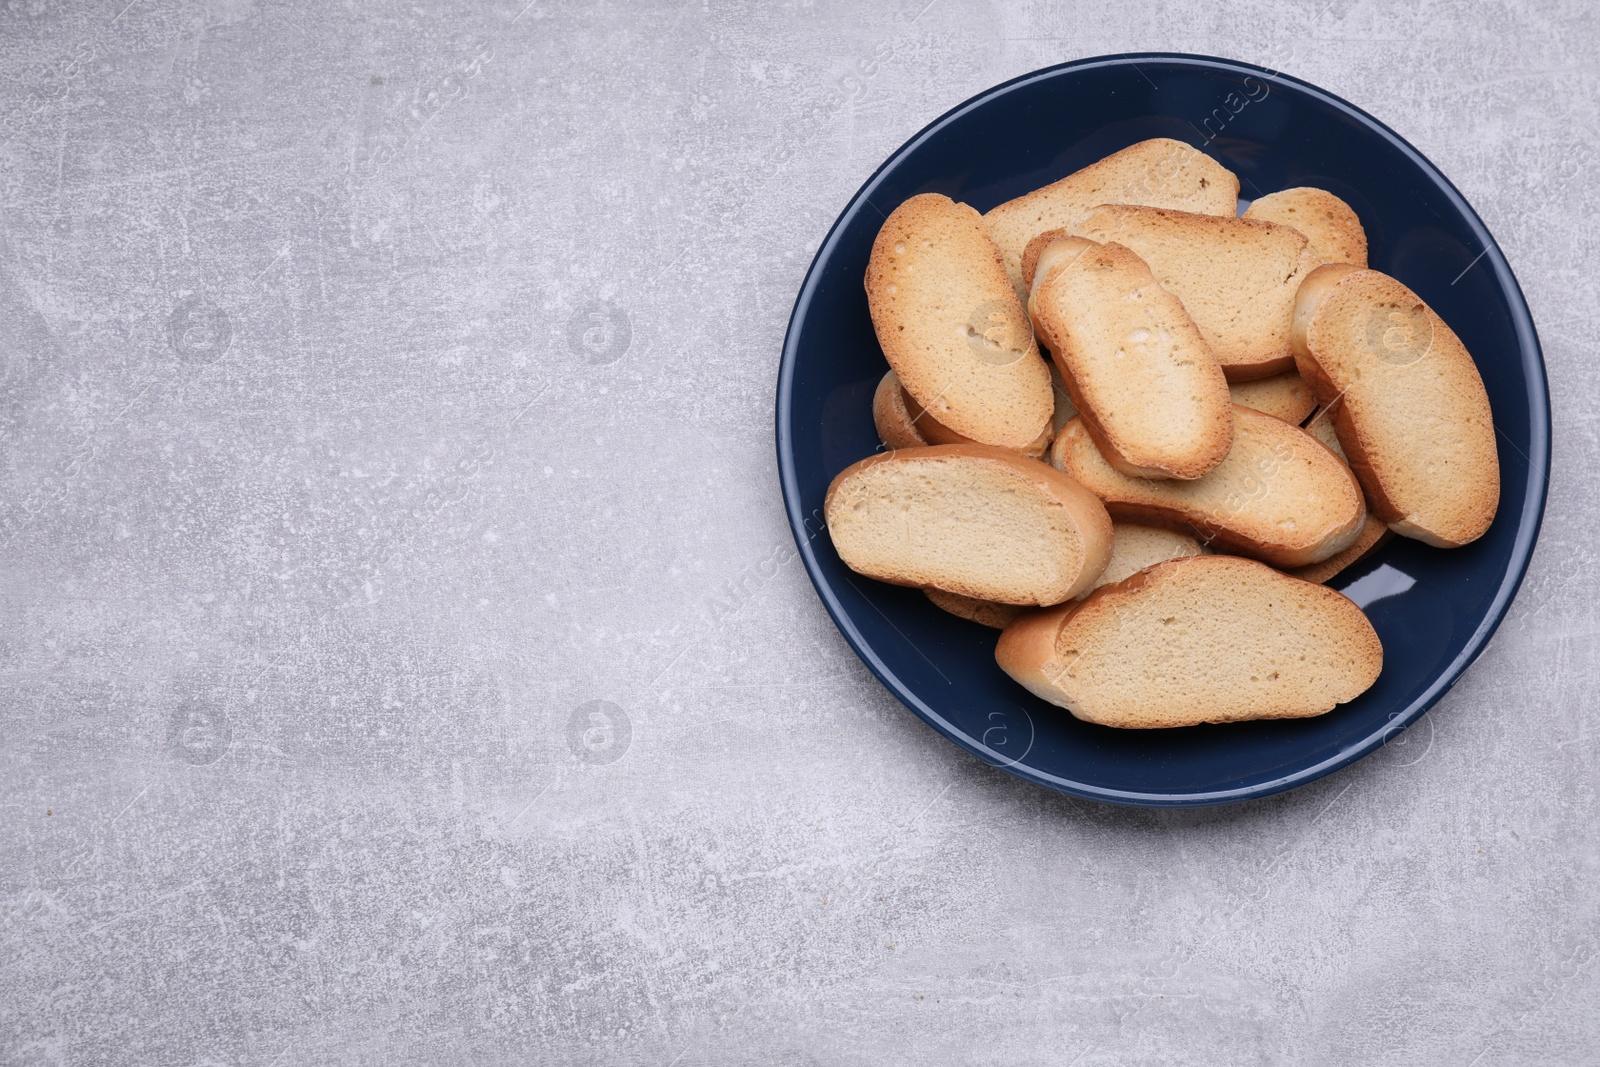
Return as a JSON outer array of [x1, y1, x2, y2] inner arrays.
[[777, 55, 1548, 805]]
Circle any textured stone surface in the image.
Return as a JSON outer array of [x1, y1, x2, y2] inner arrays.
[[1, 1, 1597, 1064]]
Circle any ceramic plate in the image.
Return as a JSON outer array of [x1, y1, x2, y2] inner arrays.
[[775, 53, 1549, 806]]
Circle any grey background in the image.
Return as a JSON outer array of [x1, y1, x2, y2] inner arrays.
[[1, 0, 1595, 1063]]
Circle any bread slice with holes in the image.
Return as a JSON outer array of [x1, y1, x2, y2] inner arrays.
[[1244, 187, 1367, 267], [1070, 205, 1316, 380], [1050, 405, 1366, 567], [1027, 236, 1233, 479], [925, 521, 1206, 627], [1292, 264, 1499, 547], [901, 384, 1052, 458], [984, 138, 1239, 298], [866, 194, 1053, 450], [872, 370, 930, 450], [996, 555, 1383, 728], [826, 444, 1113, 605], [1229, 371, 1315, 424]]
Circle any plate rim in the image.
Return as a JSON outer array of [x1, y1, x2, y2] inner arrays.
[[774, 51, 1551, 807]]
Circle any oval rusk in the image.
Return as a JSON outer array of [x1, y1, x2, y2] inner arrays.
[[1292, 264, 1499, 548], [1050, 405, 1365, 568], [996, 555, 1382, 728], [825, 444, 1112, 607]]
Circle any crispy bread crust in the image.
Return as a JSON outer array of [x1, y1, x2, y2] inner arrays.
[[1021, 227, 1073, 293], [996, 555, 1383, 728], [871, 370, 929, 450], [824, 444, 1114, 604], [924, 588, 1026, 629], [1292, 265, 1499, 547], [866, 194, 1053, 449], [1028, 237, 1233, 480], [900, 386, 1052, 458], [985, 138, 1240, 297], [1285, 515, 1392, 585], [1072, 205, 1314, 380], [1245, 187, 1368, 268], [1050, 406, 1366, 568]]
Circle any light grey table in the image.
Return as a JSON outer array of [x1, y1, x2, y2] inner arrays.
[[2, 2, 1596, 1064]]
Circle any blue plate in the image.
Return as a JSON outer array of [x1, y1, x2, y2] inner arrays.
[[776, 53, 1549, 807]]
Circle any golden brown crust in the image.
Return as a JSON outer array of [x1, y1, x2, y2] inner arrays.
[[993, 601, 1081, 705], [1245, 187, 1368, 268], [997, 555, 1383, 728], [924, 588, 1026, 629], [871, 370, 929, 450], [900, 387, 1052, 458], [984, 138, 1240, 297], [1285, 515, 1392, 585], [1292, 269, 1378, 514], [1049, 406, 1366, 568], [1072, 205, 1313, 380], [824, 443, 1114, 604], [1020, 227, 1072, 293], [1292, 265, 1499, 547], [865, 194, 1053, 449], [1028, 237, 1233, 480]]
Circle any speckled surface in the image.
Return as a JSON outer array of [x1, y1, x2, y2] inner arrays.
[[1, 2, 1596, 1064]]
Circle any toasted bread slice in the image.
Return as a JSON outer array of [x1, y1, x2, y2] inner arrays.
[[1075, 522, 1206, 600], [925, 521, 1206, 625], [866, 194, 1053, 450], [996, 555, 1382, 728], [924, 589, 1026, 629], [872, 370, 930, 450], [1229, 371, 1315, 424], [1292, 265, 1500, 547], [1027, 236, 1233, 479], [901, 385, 1052, 458], [825, 444, 1113, 606], [1041, 227, 1313, 426], [1071, 205, 1315, 380], [1050, 406, 1366, 567], [1244, 187, 1367, 267], [984, 138, 1239, 298], [1286, 515, 1392, 585]]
